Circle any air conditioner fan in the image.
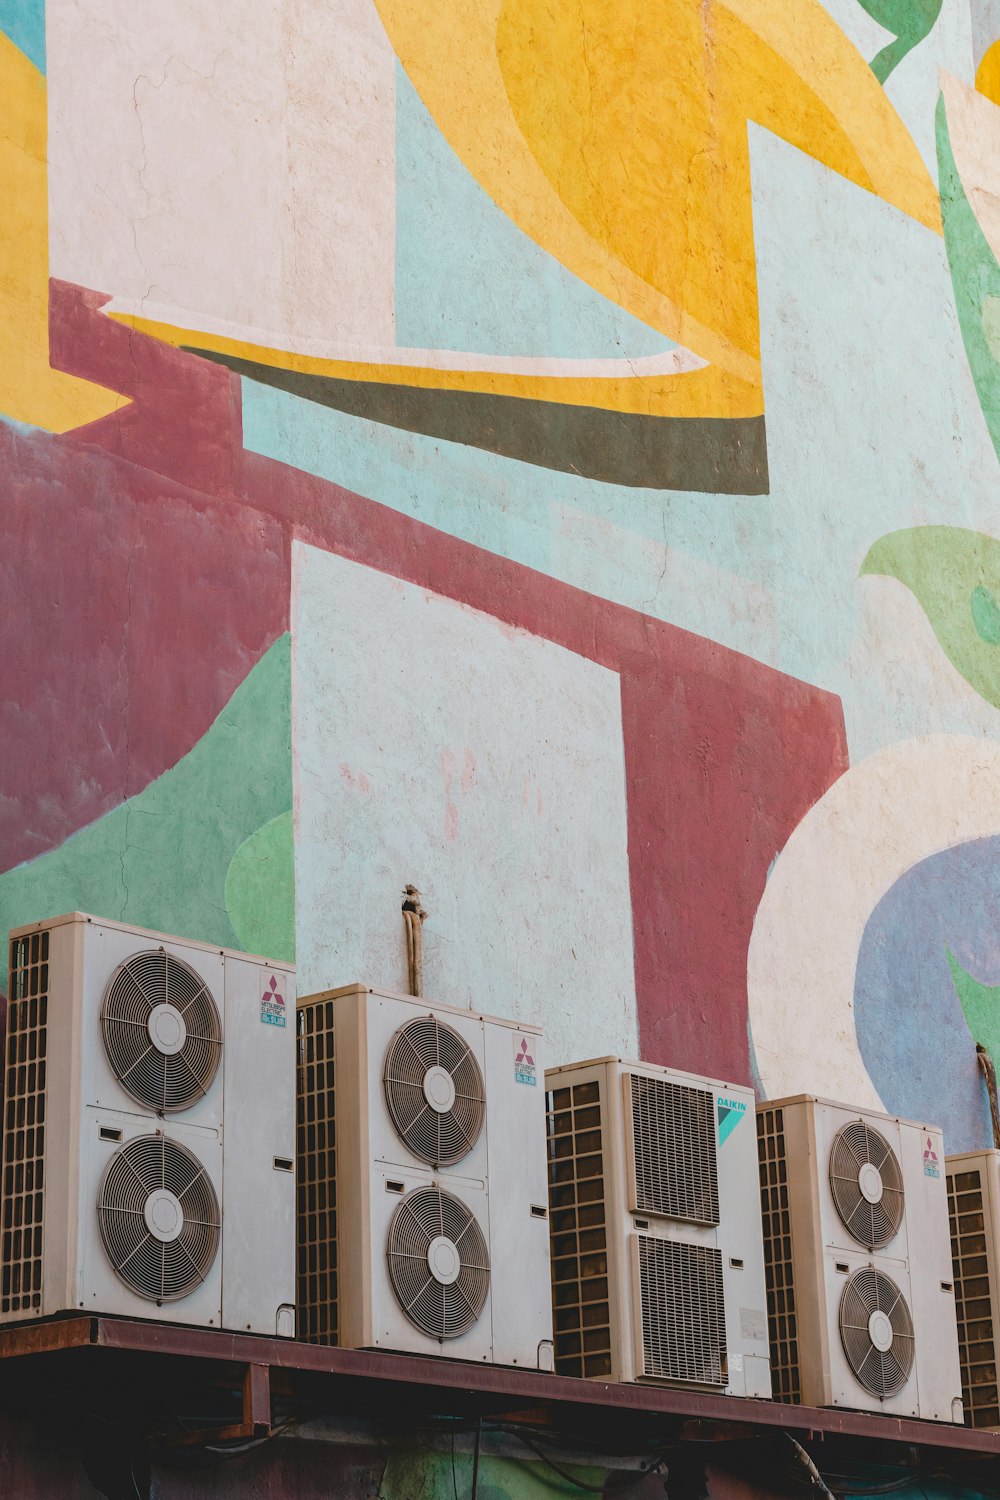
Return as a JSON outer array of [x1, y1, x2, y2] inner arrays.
[[383, 1016, 485, 1166], [102, 949, 222, 1112], [838, 1266, 914, 1398], [829, 1120, 904, 1248], [98, 1134, 220, 1302], [386, 1186, 490, 1339]]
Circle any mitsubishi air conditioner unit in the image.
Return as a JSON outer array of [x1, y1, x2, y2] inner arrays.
[[756, 1096, 962, 1422], [946, 1149, 1000, 1429], [545, 1057, 771, 1395], [295, 983, 553, 1367], [0, 913, 296, 1335]]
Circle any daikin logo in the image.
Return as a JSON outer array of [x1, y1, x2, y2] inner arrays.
[[717, 1096, 747, 1144]]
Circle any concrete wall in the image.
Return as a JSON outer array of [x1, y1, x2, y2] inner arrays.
[[4, 1, 1000, 1494]]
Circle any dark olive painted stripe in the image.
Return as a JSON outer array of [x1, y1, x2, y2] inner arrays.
[[184, 347, 769, 495]]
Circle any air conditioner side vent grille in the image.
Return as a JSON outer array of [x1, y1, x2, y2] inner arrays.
[[1, 931, 49, 1314], [629, 1074, 719, 1225], [949, 1165, 998, 1428], [296, 999, 337, 1345], [547, 1079, 612, 1378], [637, 1235, 726, 1386], [757, 1106, 801, 1403]]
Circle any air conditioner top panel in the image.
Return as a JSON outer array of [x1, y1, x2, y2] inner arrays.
[[545, 1055, 752, 1099], [758, 1093, 945, 1136], [9, 911, 296, 973], [946, 1148, 1000, 1166], [297, 982, 542, 1035]]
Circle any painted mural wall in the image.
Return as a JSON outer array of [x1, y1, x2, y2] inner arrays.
[[4, 0, 1000, 1493]]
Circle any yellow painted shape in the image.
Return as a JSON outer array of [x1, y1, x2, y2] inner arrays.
[[976, 39, 1000, 106], [0, 35, 120, 432], [111, 311, 763, 420], [375, 0, 939, 388]]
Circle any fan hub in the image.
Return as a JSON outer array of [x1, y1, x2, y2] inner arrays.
[[858, 1163, 884, 1204], [868, 1309, 894, 1353], [147, 1003, 187, 1057], [427, 1235, 461, 1286], [423, 1065, 457, 1114], [143, 1188, 184, 1244]]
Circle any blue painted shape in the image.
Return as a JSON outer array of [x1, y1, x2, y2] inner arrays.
[[0, 0, 44, 71], [854, 837, 1000, 1153], [394, 64, 676, 361]]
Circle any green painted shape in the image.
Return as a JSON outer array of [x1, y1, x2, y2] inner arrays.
[[0, 635, 292, 992], [947, 948, 1000, 1061], [857, 0, 943, 83], [860, 526, 1000, 708], [937, 94, 1000, 463], [225, 811, 295, 962], [379, 1449, 606, 1500], [972, 585, 1000, 646]]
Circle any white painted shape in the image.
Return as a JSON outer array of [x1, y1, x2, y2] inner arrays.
[[940, 71, 1000, 267], [292, 542, 638, 1066], [747, 736, 1000, 1107], [47, 0, 395, 348]]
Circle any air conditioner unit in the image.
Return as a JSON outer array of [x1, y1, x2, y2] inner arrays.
[[295, 983, 553, 1368], [545, 1057, 771, 1394], [756, 1095, 962, 1421], [0, 913, 296, 1335], [946, 1149, 1000, 1429]]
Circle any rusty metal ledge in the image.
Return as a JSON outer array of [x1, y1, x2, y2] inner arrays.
[[2, 1316, 999, 1460]]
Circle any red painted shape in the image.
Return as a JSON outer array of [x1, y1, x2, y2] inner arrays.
[[48, 280, 242, 497], [5, 281, 848, 1082], [0, 420, 288, 873]]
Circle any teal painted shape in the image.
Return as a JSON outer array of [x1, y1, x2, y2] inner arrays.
[[937, 94, 1000, 465], [394, 64, 677, 361], [0, 636, 291, 992], [972, 584, 1000, 646], [947, 948, 1000, 1062], [857, 0, 942, 84], [717, 1100, 748, 1144], [0, 0, 44, 71], [379, 1448, 606, 1500], [225, 811, 295, 962]]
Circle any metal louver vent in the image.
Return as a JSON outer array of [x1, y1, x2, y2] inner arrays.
[[383, 1017, 484, 1166], [637, 1235, 726, 1385], [629, 1074, 719, 1225], [386, 1186, 489, 1340], [98, 1135, 220, 1301], [838, 1266, 914, 1398], [102, 950, 222, 1113], [829, 1121, 904, 1249]]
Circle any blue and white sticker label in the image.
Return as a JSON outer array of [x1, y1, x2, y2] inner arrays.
[[261, 973, 287, 1028], [513, 1034, 537, 1086], [923, 1134, 940, 1178], [717, 1095, 747, 1143]]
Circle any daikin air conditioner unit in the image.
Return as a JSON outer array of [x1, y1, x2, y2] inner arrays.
[[946, 1149, 1000, 1429], [295, 983, 553, 1367], [756, 1096, 962, 1421], [545, 1057, 771, 1394], [0, 913, 296, 1335]]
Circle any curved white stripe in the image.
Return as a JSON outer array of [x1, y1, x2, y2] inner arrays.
[[102, 298, 707, 379], [748, 735, 1000, 1108]]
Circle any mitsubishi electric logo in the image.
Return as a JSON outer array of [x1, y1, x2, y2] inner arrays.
[[717, 1096, 747, 1144]]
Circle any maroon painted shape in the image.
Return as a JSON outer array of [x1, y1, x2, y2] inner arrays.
[[3, 280, 848, 1082]]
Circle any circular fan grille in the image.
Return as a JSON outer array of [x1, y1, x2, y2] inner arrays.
[[829, 1120, 904, 1248], [838, 1266, 915, 1398], [386, 1186, 490, 1339], [102, 950, 222, 1112], [98, 1135, 220, 1302], [383, 1017, 485, 1165]]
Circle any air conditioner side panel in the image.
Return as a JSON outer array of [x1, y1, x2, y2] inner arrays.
[[221, 957, 297, 1335], [330, 990, 374, 1350], [484, 1021, 552, 1367], [714, 1082, 771, 1397], [781, 1100, 834, 1407], [900, 1122, 963, 1422]]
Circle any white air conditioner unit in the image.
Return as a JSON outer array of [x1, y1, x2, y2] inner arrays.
[[946, 1148, 1000, 1429], [0, 913, 296, 1335], [545, 1057, 771, 1395], [756, 1095, 962, 1421], [295, 983, 553, 1368]]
